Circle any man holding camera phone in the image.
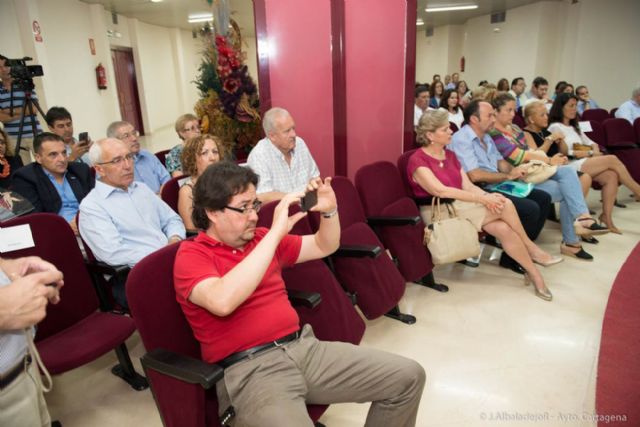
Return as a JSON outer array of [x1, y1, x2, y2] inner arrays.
[[45, 106, 92, 165]]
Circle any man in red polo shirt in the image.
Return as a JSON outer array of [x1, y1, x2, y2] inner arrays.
[[174, 161, 425, 426]]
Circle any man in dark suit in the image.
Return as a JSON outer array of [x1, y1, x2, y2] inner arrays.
[[11, 132, 94, 234]]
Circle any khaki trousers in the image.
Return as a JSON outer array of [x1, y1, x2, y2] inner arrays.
[[0, 359, 51, 427], [216, 324, 426, 427]]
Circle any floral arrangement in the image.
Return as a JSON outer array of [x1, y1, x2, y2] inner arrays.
[[194, 20, 261, 160]]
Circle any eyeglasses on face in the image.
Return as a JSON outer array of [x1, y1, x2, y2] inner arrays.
[[224, 200, 262, 215], [97, 152, 135, 166], [118, 129, 140, 140]]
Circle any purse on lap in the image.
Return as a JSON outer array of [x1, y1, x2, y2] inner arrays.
[[520, 160, 557, 184], [423, 198, 481, 265]]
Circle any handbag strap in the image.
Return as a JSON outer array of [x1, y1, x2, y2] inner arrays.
[[430, 197, 441, 223]]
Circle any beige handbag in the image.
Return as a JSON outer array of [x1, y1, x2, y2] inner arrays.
[[520, 160, 557, 184], [423, 198, 481, 265]]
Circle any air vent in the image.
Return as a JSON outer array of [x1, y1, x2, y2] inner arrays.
[[490, 11, 506, 23], [112, 12, 118, 25], [426, 26, 434, 37]]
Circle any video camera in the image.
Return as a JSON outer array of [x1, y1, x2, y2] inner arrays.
[[7, 57, 44, 91]]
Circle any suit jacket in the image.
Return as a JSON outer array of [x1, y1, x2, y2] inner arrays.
[[11, 162, 95, 214]]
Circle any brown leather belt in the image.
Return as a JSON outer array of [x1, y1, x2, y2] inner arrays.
[[218, 330, 300, 368], [0, 354, 32, 390]]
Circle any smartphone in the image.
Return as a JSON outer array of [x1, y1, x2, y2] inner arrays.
[[78, 132, 89, 144], [300, 190, 318, 212]]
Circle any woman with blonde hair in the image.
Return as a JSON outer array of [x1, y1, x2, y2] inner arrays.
[[407, 109, 558, 301], [178, 134, 227, 232]]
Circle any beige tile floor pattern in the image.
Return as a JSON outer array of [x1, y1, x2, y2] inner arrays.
[[44, 130, 639, 426]]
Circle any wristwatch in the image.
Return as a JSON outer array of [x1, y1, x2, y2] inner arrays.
[[322, 208, 338, 218]]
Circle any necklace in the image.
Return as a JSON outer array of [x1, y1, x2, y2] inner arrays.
[[425, 148, 446, 168]]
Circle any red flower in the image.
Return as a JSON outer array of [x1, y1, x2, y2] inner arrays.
[[223, 78, 240, 94]]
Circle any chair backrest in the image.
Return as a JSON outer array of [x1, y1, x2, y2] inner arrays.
[[610, 107, 618, 118], [329, 176, 368, 229], [354, 161, 433, 282], [155, 149, 171, 167], [585, 120, 605, 147], [160, 175, 188, 214], [396, 149, 419, 197], [512, 114, 526, 129], [582, 108, 610, 124], [353, 162, 409, 217], [634, 117, 640, 144], [603, 118, 636, 147], [449, 122, 459, 133], [1, 213, 99, 340], [127, 242, 210, 427]]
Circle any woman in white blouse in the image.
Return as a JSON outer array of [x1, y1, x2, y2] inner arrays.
[[440, 89, 464, 129], [548, 93, 640, 233]]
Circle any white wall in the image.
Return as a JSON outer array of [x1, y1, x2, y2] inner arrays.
[[416, 0, 640, 109], [0, 0, 24, 57]]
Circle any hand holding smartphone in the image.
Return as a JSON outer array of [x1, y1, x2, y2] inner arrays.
[[78, 132, 90, 146], [300, 190, 318, 212]]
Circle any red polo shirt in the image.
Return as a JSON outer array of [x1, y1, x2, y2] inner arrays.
[[174, 228, 302, 363]]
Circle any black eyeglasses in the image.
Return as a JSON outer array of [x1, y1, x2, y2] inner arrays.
[[224, 200, 262, 215], [97, 152, 135, 166]]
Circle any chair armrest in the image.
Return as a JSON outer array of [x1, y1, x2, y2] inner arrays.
[[85, 260, 130, 278], [287, 289, 322, 309], [366, 216, 420, 226], [141, 348, 224, 390], [334, 245, 382, 258]]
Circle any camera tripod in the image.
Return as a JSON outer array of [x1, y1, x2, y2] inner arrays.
[[9, 83, 45, 156]]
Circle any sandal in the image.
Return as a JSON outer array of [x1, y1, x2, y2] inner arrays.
[[560, 242, 593, 261], [574, 217, 609, 236], [581, 235, 599, 244]]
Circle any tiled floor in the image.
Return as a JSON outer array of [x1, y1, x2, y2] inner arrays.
[[45, 182, 639, 427]]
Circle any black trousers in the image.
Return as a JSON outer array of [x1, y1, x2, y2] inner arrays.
[[493, 189, 552, 267]]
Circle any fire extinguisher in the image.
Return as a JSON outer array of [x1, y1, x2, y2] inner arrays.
[[460, 56, 465, 73], [96, 63, 107, 90]]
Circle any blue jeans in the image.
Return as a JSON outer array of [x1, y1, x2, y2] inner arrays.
[[535, 166, 588, 245]]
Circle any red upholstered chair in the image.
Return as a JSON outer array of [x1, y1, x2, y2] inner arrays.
[[603, 118, 637, 147], [602, 118, 640, 182], [160, 174, 188, 214], [155, 149, 171, 167], [126, 241, 330, 427], [322, 176, 416, 324], [353, 161, 447, 293], [584, 120, 605, 148], [582, 108, 610, 124], [449, 122, 459, 133], [256, 201, 365, 344], [1, 213, 147, 392], [610, 107, 618, 118], [512, 113, 526, 129], [635, 117, 640, 144]]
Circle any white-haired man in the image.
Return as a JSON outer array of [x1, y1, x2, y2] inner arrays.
[[615, 87, 640, 124], [247, 107, 320, 203]]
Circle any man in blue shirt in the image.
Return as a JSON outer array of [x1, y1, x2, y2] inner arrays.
[[615, 87, 640, 125], [0, 54, 43, 164], [449, 100, 551, 274], [106, 120, 170, 193], [79, 138, 185, 307], [11, 133, 94, 235], [575, 85, 600, 115]]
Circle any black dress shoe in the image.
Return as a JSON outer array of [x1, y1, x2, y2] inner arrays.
[[499, 258, 526, 275]]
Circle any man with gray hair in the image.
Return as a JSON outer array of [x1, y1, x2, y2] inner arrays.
[[615, 87, 640, 124], [247, 107, 320, 203], [106, 121, 170, 193], [79, 138, 185, 306]]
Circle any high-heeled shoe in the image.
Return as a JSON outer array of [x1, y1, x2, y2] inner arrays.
[[598, 215, 622, 235], [524, 273, 553, 301], [560, 242, 593, 261], [574, 217, 609, 236], [532, 254, 564, 267]]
